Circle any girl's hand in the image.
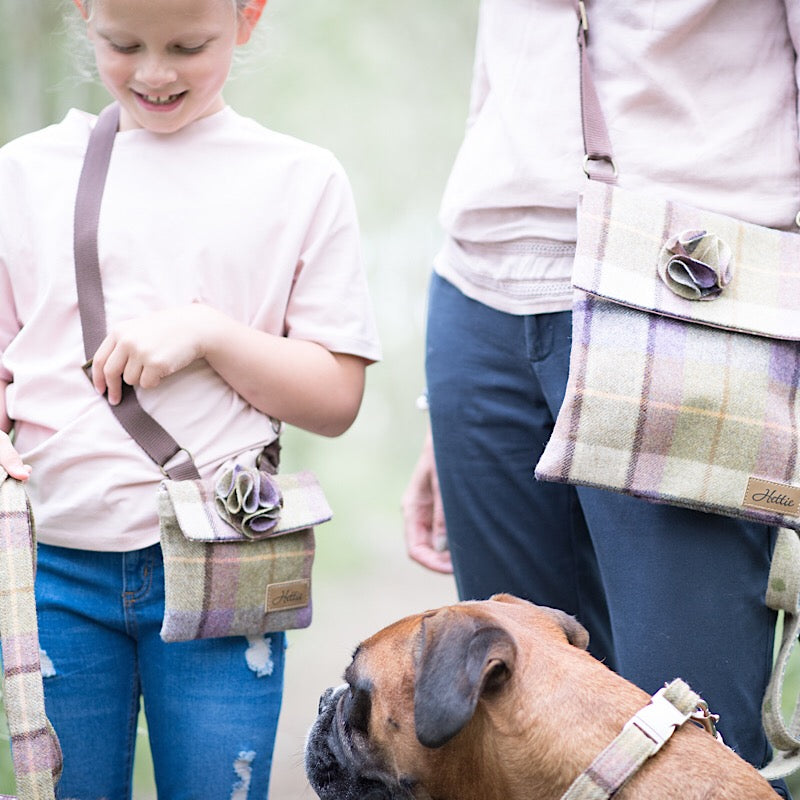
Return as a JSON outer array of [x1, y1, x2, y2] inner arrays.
[[0, 431, 32, 481], [90, 303, 367, 437], [91, 305, 210, 405]]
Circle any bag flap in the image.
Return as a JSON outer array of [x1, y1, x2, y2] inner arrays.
[[160, 469, 332, 543], [573, 181, 800, 341]]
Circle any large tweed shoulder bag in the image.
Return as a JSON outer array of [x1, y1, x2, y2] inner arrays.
[[73, 104, 331, 643], [535, 3, 800, 531]]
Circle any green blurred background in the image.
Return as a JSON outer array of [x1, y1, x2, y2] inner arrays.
[[0, 1, 798, 797]]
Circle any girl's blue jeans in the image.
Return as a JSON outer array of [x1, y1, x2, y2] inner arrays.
[[34, 541, 286, 800], [426, 273, 788, 796]]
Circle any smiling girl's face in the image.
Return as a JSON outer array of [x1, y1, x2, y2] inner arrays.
[[87, 0, 249, 133]]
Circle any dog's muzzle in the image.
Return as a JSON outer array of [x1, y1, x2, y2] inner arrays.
[[304, 685, 415, 800]]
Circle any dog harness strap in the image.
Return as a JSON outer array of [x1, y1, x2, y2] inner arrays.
[[560, 679, 704, 800]]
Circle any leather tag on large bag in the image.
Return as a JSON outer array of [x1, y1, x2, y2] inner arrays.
[[743, 478, 800, 517]]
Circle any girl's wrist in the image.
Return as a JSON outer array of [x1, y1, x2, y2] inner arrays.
[[189, 302, 227, 360]]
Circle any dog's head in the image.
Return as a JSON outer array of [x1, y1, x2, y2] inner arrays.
[[304, 594, 589, 799]]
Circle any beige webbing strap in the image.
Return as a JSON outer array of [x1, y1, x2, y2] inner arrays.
[[0, 471, 61, 799], [561, 679, 702, 800], [760, 527, 800, 780]]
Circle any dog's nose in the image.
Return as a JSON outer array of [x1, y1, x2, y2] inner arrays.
[[318, 684, 349, 715]]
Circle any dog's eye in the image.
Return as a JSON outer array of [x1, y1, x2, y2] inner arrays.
[[345, 685, 372, 735]]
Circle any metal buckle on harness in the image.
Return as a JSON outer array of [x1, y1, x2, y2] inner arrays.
[[690, 701, 722, 742]]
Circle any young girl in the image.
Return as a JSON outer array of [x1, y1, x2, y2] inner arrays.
[[0, 0, 380, 796]]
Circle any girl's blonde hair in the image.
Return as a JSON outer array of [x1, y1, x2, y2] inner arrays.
[[80, 0, 252, 14], [66, 0, 262, 83]]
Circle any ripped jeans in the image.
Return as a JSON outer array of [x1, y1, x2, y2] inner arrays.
[[34, 542, 286, 800]]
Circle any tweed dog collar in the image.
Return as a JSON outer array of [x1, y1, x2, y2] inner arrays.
[[561, 679, 721, 800]]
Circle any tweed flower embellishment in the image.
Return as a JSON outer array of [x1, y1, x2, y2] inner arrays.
[[657, 230, 732, 301], [214, 463, 283, 538]]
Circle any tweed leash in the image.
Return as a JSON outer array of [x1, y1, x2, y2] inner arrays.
[[760, 528, 800, 780], [560, 679, 717, 800], [0, 471, 61, 799]]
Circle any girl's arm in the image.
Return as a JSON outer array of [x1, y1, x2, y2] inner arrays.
[[90, 303, 367, 437], [202, 310, 366, 437], [0, 380, 31, 480]]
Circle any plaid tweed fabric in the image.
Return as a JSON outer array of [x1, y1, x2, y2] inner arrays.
[[0, 474, 61, 799], [159, 471, 331, 642], [761, 528, 800, 780], [536, 181, 800, 529]]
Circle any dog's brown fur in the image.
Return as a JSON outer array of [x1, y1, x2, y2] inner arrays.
[[306, 594, 776, 800]]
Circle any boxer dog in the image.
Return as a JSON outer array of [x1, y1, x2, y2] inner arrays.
[[304, 594, 776, 799]]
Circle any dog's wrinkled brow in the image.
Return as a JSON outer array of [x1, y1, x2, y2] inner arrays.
[[344, 645, 362, 681], [343, 648, 374, 698], [341, 658, 374, 735]]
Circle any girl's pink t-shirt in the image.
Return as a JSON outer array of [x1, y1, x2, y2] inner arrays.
[[0, 107, 381, 550]]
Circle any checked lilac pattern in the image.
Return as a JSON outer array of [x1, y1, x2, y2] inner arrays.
[[536, 181, 800, 529]]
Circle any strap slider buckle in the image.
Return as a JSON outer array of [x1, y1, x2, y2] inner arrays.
[[623, 687, 687, 748], [160, 447, 194, 478], [578, 1, 588, 31], [582, 153, 618, 180]]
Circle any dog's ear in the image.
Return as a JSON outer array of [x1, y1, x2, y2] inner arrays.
[[413, 609, 516, 749], [539, 606, 590, 650]]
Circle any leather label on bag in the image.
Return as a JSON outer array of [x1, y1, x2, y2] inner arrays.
[[266, 580, 310, 613], [742, 478, 800, 517]]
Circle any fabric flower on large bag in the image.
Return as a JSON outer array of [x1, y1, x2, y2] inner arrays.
[[214, 462, 283, 538], [657, 229, 732, 301]]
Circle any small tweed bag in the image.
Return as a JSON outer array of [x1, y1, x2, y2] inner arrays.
[[73, 104, 331, 642], [157, 457, 329, 642], [535, 2, 800, 529], [0, 472, 62, 799]]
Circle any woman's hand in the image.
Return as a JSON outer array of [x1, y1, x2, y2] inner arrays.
[[401, 427, 452, 573], [0, 431, 31, 481], [0, 383, 31, 481]]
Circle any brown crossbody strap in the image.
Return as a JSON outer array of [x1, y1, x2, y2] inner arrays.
[[571, 0, 617, 183], [73, 104, 200, 481]]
